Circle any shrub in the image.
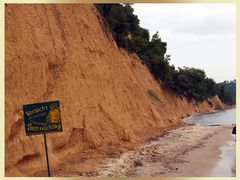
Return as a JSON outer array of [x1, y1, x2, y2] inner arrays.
[[147, 89, 161, 102]]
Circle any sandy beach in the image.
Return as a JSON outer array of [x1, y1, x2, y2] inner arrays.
[[97, 124, 236, 177], [32, 123, 235, 177]]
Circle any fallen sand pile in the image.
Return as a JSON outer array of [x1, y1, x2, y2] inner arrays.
[[5, 4, 226, 176]]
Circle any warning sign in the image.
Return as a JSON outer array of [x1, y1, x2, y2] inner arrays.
[[23, 101, 62, 135]]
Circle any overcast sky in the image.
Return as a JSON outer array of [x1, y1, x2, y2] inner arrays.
[[133, 3, 236, 83]]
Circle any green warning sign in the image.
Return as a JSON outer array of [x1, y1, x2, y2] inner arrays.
[[23, 101, 62, 136]]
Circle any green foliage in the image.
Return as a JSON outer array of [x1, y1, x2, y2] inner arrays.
[[96, 4, 235, 104], [217, 80, 236, 105], [96, 4, 174, 87], [96, 4, 140, 50], [172, 67, 217, 101]]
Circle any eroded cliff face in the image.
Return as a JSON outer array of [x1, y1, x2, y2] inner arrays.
[[5, 4, 226, 176]]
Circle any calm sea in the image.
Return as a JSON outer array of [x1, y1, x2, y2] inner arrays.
[[184, 108, 236, 177], [184, 108, 236, 125]]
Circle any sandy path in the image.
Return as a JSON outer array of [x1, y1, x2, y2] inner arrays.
[[97, 125, 235, 177]]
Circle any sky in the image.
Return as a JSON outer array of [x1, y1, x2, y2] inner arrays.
[[133, 3, 236, 83]]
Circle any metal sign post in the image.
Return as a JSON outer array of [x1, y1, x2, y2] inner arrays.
[[44, 133, 51, 177], [23, 100, 62, 177]]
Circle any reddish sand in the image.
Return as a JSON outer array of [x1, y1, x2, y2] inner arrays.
[[5, 4, 227, 176]]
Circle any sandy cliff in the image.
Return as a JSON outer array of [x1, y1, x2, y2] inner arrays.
[[5, 4, 226, 176]]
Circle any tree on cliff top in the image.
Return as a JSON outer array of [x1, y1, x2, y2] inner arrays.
[[217, 80, 236, 105], [172, 67, 217, 101], [96, 4, 235, 104]]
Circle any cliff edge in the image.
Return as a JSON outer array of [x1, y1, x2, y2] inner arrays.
[[5, 4, 226, 176]]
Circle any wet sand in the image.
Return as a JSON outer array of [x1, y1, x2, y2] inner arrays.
[[97, 125, 235, 177], [211, 141, 236, 176]]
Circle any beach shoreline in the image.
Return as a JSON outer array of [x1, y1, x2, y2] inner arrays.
[[96, 124, 236, 177], [32, 123, 235, 177]]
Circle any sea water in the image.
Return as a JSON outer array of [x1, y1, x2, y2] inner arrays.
[[184, 108, 236, 125], [184, 108, 236, 177]]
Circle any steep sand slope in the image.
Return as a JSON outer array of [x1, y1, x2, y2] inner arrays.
[[5, 4, 226, 176]]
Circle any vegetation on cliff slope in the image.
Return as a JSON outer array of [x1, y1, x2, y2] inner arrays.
[[96, 4, 235, 104], [217, 80, 236, 105]]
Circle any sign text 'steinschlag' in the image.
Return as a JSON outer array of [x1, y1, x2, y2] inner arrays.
[[23, 101, 62, 136]]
